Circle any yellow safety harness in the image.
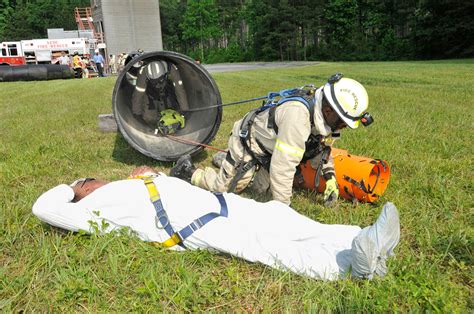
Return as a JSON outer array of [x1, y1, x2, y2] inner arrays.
[[135, 175, 228, 248]]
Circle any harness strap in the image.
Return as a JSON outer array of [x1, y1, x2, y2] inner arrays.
[[368, 160, 384, 193], [342, 175, 374, 194], [284, 96, 315, 126], [142, 178, 228, 248], [225, 151, 235, 166], [255, 138, 272, 171], [312, 146, 332, 189], [227, 110, 261, 193], [239, 109, 260, 161], [228, 90, 317, 192], [343, 186, 356, 201], [143, 178, 186, 249], [227, 159, 258, 193], [175, 193, 228, 242], [267, 106, 279, 134], [267, 96, 316, 135]]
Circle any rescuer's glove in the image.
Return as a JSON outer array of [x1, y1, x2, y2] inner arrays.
[[324, 176, 339, 207]]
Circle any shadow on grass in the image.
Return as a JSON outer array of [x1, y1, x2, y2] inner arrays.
[[432, 230, 472, 266], [111, 133, 209, 168]]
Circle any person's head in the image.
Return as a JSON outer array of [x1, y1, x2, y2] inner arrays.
[[145, 60, 169, 82], [321, 74, 373, 130], [321, 97, 348, 131], [70, 178, 109, 202], [95, 50, 99, 55], [73, 51, 78, 56], [61, 51, 66, 56]]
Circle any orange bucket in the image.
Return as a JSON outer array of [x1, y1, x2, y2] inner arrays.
[[298, 148, 390, 203]]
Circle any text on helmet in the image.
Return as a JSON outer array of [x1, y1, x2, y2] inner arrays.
[[339, 88, 359, 111]]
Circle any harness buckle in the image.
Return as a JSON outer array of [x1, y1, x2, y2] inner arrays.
[[172, 232, 184, 243], [193, 218, 205, 229], [239, 129, 248, 138], [155, 215, 170, 230]]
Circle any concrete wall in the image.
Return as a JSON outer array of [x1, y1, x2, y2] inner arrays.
[[91, 0, 163, 55]]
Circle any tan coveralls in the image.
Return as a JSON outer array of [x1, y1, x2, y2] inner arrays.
[[191, 87, 337, 205]]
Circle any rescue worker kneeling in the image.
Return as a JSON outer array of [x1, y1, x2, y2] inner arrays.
[[171, 74, 373, 206]]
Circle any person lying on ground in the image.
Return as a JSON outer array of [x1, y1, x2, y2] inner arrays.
[[32, 166, 400, 281]]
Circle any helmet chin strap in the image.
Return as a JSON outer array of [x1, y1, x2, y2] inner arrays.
[[322, 96, 346, 131]]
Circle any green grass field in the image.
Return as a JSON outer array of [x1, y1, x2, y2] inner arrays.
[[1, 60, 472, 311]]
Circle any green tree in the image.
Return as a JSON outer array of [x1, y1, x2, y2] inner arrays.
[[0, 0, 14, 39], [2, 1, 34, 40], [414, 0, 474, 59], [160, 0, 187, 52], [323, 0, 358, 59], [246, 0, 298, 61], [180, 0, 221, 61], [215, 0, 241, 48], [160, 0, 473, 62], [0, 0, 90, 41]]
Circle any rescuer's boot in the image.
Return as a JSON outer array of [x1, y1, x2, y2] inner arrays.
[[351, 202, 400, 279], [170, 154, 196, 183]]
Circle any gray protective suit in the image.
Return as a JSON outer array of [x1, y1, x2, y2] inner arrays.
[[130, 62, 189, 125], [191, 87, 338, 205]]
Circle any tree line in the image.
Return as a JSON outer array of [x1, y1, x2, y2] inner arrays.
[[1, 0, 472, 62], [161, 0, 474, 62], [0, 0, 90, 41]]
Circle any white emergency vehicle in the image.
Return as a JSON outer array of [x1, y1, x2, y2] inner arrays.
[[0, 38, 94, 66]]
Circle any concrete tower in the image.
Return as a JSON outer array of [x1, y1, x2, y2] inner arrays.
[[91, 0, 163, 55]]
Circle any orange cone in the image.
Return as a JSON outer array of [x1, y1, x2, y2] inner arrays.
[[298, 148, 390, 203]]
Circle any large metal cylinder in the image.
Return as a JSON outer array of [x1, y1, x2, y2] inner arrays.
[[112, 51, 222, 161]]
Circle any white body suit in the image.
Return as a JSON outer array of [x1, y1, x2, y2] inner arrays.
[[32, 175, 361, 280]]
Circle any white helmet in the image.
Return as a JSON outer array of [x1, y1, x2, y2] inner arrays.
[[145, 61, 168, 80], [323, 74, 370, 129]]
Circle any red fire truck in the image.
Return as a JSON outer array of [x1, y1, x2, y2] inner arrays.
[[0, 38, 93, 66], [0, 42, 24, 65]]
